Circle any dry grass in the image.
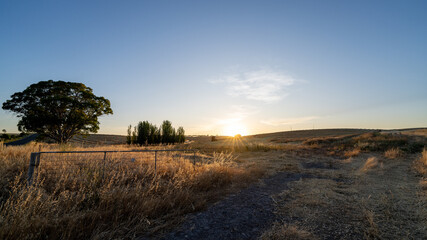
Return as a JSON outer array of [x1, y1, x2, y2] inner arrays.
[[363, 209, 380, 239], [384, 147, 402, 159], [360, 157, 382, 172], [0, 143, 261, 239], [344, 148, 361, 157], [191, 136, 309, 153], [259, 131, 427, 239], [270, 178, 364, 239], [259, 223, 316, 240], [413, 148, 427, 176], [265, 150, 427, 239]]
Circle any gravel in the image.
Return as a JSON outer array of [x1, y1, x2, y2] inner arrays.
[[159, 172, 312, 240]]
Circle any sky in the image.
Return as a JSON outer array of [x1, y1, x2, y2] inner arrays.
[[1, 0, 426, 136]]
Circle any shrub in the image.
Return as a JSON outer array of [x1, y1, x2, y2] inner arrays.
[[384, 148, 402, 159], [344, 148, 361, 157], [413, 148, 427, 176]]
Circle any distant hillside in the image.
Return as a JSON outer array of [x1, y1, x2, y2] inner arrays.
[[68, 134, 127, 145], [248, 129, 373, 143], [247, 128, 427, 143]]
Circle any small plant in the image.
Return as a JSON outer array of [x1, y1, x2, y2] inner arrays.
[[344, 148, 361, 157], [361, 157, 380, 172], [413, 148, 427, 176], [384, 148, 402, 159]]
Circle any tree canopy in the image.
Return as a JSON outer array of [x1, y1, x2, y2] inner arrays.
[[2, 80, 113, 143]]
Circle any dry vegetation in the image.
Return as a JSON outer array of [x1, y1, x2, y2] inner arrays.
[[413, 148, 427, 176], [0, 143, 262, 239], [260, 223, 316, 240], [262, 130, 427, 239], [1, 129, 427, 239]]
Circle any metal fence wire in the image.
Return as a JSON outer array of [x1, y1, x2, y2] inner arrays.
[[27, 149, 197, 186]]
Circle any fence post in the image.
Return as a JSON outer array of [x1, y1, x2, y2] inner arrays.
[[154, 151, 157, 175], [193, 151, 196, 165], [102, 151, 107, 179], [28, 153, 37, 186]]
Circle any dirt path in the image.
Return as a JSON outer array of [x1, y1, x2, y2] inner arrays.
[[153, 151, 426, 240], [160, 172, 314, 240]]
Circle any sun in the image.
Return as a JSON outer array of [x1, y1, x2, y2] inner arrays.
[[222, 124, 248, 137]]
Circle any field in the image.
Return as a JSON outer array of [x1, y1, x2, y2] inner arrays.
[[1, 128, 427, 239]]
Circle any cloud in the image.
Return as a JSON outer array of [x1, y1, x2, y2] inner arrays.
[[212, 70, 296, 103], [260, 116, 319, 126]]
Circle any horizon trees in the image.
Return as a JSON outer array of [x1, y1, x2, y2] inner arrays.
[[127, 120, 185, 145]]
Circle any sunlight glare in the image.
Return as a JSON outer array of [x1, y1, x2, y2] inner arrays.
[[223, 124, 248, 137]]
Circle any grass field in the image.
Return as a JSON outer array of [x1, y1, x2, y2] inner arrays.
[[1, 128, 426, 239], [0, 143, 262, 239]]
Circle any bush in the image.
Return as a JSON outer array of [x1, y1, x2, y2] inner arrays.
[[1, 133, 11, 140], [384, 148, 402, 159]]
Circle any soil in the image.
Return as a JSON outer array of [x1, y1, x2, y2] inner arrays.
[[160, 172, 313, 240], [151, 151, 427, 240]]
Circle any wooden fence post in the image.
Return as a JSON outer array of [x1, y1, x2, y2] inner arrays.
[[102, 151, 107, 179], [154, 151, 157, 175], [28, 153, 37, 186]]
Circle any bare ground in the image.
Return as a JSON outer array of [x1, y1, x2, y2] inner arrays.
[[154, 150, 427, 240]]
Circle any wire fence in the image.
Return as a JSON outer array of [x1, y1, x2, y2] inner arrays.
[[27, 149, 197, 186]]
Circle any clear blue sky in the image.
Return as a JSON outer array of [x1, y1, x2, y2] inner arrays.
[[1, 0, 426, 135]]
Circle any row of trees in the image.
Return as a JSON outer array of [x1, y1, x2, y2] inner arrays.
[[127, 120, 185, 145]]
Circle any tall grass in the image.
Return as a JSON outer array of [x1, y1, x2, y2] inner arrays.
[[0, 144, 259, 239]]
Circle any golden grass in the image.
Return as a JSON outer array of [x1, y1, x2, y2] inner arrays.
[[344, 148, 361, 158], [0, 144, 260, 239], [413, 148, 427, 176], [360, 157, 382, 172], [384, 147, 402, 159], [192, 136, 309, 153]]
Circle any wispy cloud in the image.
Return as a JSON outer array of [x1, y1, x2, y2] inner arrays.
[[260, 116, 319, 126], [212, 70, 296, 103]]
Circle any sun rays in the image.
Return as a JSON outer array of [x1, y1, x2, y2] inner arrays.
[[222, 123, 248, 137]]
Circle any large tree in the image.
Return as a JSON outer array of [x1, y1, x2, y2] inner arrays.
[[2, 80, 113, 143]]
